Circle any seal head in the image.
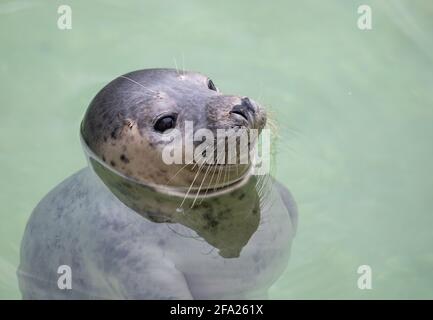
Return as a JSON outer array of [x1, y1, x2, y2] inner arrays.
[[81, 68, 266, 195]]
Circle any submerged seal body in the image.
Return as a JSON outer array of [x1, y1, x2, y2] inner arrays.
[[18, 69, 297, 299]]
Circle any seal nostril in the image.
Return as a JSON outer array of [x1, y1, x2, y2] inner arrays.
[[231, 109, 249, 121], [230, 104, 248, 121], [241, 97, 256, 114]]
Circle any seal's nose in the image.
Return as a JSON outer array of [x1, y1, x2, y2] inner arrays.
[[241, 97, 255, 114], [230, 97, 255, 123]]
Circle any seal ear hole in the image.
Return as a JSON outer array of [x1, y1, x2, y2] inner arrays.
[[154, 115, 177, 133], [207, 79, 217, 91]]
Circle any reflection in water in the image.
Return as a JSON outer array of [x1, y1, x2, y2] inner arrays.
[[92, 159, 262, 259], [18, 162, 297, 299]]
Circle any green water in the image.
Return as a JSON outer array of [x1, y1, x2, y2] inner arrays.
[[1, 0, 433, 299]]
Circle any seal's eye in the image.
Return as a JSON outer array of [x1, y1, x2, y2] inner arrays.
[[154, 115, 176, 132], [207, 79, 217, 91]]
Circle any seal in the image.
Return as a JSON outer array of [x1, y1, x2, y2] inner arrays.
[[18, 68, 298, 299]]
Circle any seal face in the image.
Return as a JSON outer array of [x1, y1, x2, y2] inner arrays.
[[81, 69, 266, 192]]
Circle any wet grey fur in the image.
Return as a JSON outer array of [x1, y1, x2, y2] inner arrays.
[[18, 168, 297, 299]]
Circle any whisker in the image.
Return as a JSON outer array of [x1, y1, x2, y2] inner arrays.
[[119, 75, 158, 95], [191, 160, 213, 208], [213, 138, 228, 191], [199, 140, 226, 202], [191, 139, 226, 205], [222, 162, 229, 191], [181, 52, 185, 74], [165, 143, 214, 185], [198, 164, 219, 204], [165, 158, 195, 185], [173, 57, 180, 76], [189, 140, 220, 207], [178, 160, 205, 209]]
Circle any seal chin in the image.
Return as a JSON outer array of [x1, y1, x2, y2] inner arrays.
[[160, 156, 252, 191], [164, 164, 254, 198], [230, 97, 258, 128], [196, 168, 253, 196]]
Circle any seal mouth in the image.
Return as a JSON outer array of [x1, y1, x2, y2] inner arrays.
[[191, 171, 251, 196], [230, 97, 258, 128], [231, 109, 250, 125]]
